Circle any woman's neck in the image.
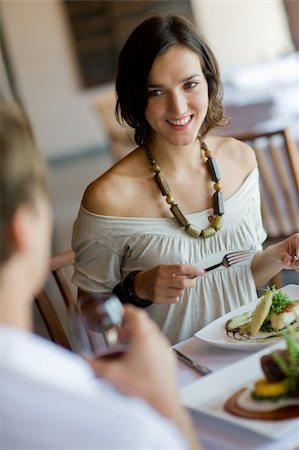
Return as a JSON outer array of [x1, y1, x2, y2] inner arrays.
[[148, 139, 204, 172]]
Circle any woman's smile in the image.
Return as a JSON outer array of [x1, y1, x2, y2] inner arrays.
[[166, 115, 193, 129]]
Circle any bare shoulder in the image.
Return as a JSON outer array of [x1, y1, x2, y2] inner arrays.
[[207, 135, 257, 174], [82, 148, 148, 216]]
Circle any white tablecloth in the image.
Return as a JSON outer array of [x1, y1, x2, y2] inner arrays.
[[175, 337, 299, 450]]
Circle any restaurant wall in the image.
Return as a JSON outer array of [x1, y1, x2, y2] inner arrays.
[[0, 0, 110, 160], [0, 0, 294, 160], [191, 0, 293, 68]]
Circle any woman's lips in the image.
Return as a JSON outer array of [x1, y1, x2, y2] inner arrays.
[[166, 115, 193, 129]]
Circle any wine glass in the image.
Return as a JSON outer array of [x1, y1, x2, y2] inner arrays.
[[66, 293, 128, 359]]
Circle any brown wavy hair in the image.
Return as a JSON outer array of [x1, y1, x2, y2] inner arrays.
[[115, 14, 226, 145]]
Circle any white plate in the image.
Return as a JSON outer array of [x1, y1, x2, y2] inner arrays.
[[180, 342, 299, 439], [194, 284, 299, 351]]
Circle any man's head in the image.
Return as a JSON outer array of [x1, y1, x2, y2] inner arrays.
[[0, 100, 52, 293]]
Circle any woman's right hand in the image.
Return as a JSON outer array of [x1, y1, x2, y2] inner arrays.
[[134, 264, 205, 304]]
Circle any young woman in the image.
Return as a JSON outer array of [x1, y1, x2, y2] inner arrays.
[[72, 15, 299, 344]]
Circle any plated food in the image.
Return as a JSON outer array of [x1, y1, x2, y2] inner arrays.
[[180, 337, 299, 437], [226, 286, 299, 343], [224, 334, 299, 420], [194, 285, 299, 350]]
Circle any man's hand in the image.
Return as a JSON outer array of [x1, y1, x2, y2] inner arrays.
[[88, 306, 202, 450], [89, 306, 178, 407]]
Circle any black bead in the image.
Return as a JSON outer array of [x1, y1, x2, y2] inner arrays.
[[213, 191, 224, 215], [206, 158, 220, 182], [170, 204, 189, 226], [155, 172, 171, 196]]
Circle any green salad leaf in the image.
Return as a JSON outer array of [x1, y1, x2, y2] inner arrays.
[[266, 286, 292, 314], [272, 333, 299, 393]]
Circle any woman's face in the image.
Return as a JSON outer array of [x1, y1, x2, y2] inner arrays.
[[145, 45, 209, 148]]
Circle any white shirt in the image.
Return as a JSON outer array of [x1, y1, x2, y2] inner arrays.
[[72, 168, 267, 344], [0, 326, 187, 450]]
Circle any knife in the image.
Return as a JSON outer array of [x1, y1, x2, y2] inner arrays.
[[173, 348, 212, 376]]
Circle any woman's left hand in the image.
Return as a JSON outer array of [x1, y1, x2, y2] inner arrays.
[[251, 233, 299, 287], [267, 232, 299, 271]]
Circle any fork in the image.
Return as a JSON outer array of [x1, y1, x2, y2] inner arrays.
[[205, 250, 253, 273]]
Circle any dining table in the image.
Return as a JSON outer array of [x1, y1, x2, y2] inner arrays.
[[174, 336, 299, 450]]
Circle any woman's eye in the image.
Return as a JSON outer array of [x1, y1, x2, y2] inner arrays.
[[148, 89, 164, 97], [184, 81, 199, 89]]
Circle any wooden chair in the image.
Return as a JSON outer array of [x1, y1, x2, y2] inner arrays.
[[35, 250, 105, 355], [93, 89, 135, 161], [234, 128, 299, 287], [34, 250, 76, 350]]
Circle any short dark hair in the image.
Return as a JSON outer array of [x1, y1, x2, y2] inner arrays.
[[116, 14, 225, 145], [0, 100, 47, 264]]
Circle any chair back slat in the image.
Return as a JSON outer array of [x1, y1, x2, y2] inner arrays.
[[34, 250, 76, 350], [50, 250, 75, 271], [52, 268, 75, 309], [283, 129, 299, 189], [254, 142, 287, 236], [236, 128, 299, 240], [269, 140, 299, 229], [35, 290, 71, 350]]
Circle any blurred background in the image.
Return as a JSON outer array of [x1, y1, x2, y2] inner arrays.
[[1, 0, 298, 255]]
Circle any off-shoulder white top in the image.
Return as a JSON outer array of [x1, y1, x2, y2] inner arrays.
[[72, 168, 267, 344]]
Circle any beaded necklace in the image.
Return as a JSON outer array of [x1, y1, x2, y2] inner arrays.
[[145, 142, 224, 238]]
